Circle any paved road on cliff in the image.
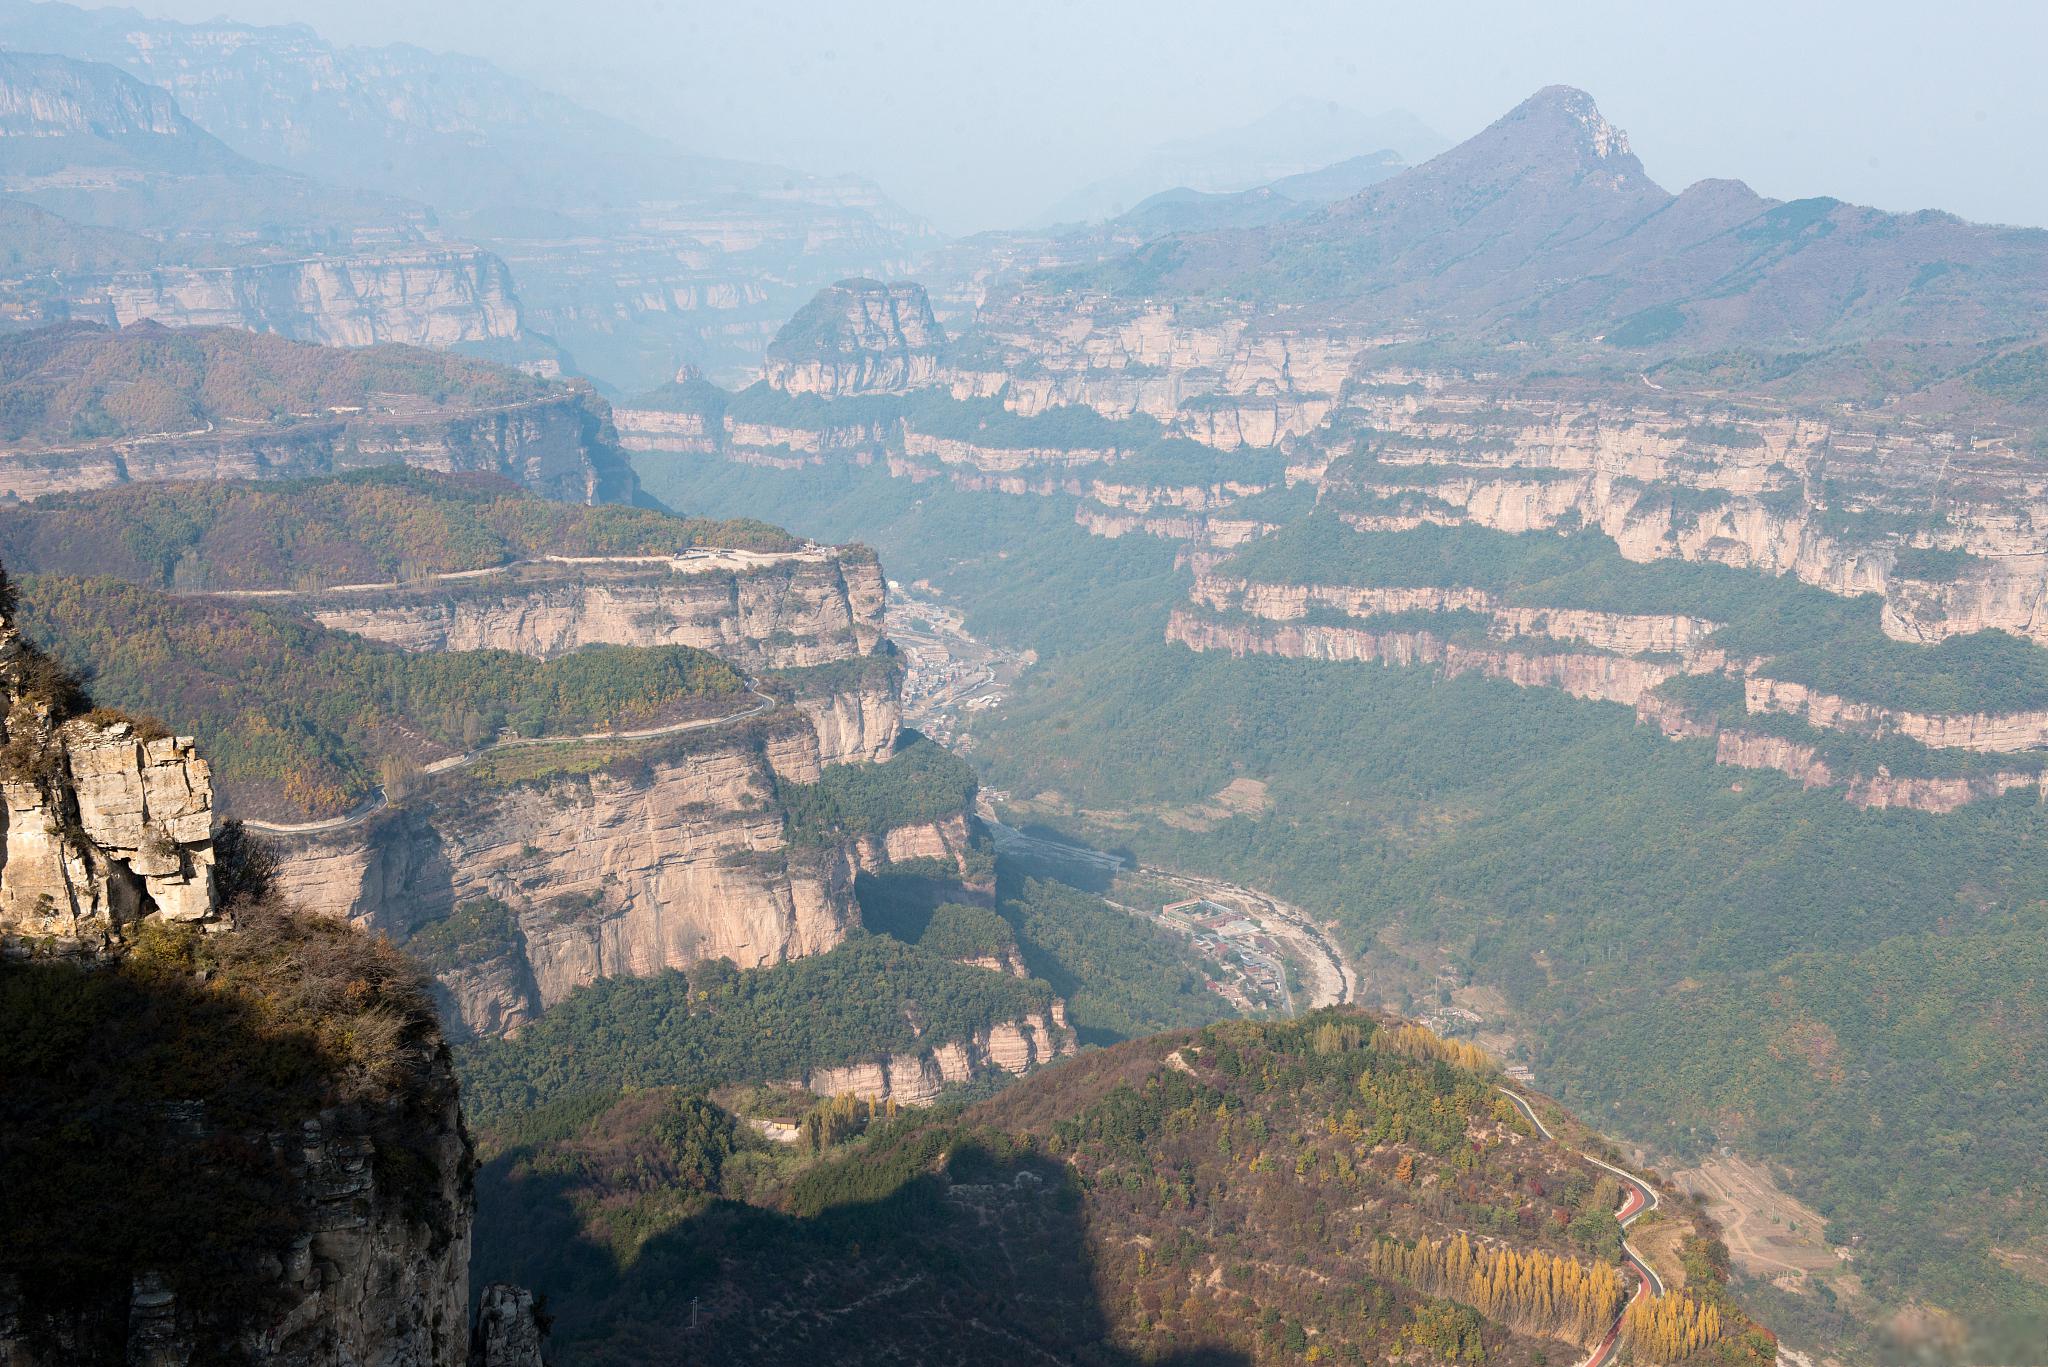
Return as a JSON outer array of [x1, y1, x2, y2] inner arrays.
[[239, 684, 779, 836], [1495, 1086, 1665, 1367]]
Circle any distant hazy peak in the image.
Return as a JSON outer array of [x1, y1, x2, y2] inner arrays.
[[1516, 84, 1633, 160], [0, 49, 205, 142], [1343, 83, 1662, 208]]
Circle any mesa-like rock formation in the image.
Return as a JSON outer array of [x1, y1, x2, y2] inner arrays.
[[0, 323, 637, 506], [97, 248, 525, 349], [764, 278, 945, 396], [1744, 675, 2048, 753], [297, 547, 886, 670], [0, 388, 635, 506], [1167, 609, 1689, 707]]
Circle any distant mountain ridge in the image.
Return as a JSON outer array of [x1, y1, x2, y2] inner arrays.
[[0, 49, 424, 240], [0, 0, 938, 389], [1080, 85, 2048, 367], [1039, 96, 1445, 225]]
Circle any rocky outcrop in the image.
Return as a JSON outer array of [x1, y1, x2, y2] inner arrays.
[[470, 1283, 547, 1367], [611, 406, 723, 454], [0, 575, 491, 1365], [1319, 371, 2048, 647], [902, 429, 1124, 472], [851, 811, 985, 887], [1192, 578, 1492, 620], [1745, 676, 2048, 753], [1191, 577, 1722, 655], [797, 1003, 1075, 1105], [0, 391, 637, 506], [765, 279, 944, 396], [0, 624, 218, 951], [1880, 555, 2048, 645], [298, 549, 888, 671], [267, 713, 937, 1039]]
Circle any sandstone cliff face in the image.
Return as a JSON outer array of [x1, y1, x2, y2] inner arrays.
[[1322, 370, 2048, 646], [1745, 675, 2048, 753], [1189, 577, 1723, 657], [267, 714, 918, 1040], [1706, 729, 2039, 812], [0, 391, 638, 506], [300, 550, 888, 671], [0, 627, 217, 952], [798, 1002, 1075, 1105], [96, 248, 525, 349], [765, 279, 944, 396], [1166, 609, 1684, 706]]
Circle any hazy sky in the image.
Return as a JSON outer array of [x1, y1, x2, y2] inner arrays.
[[131, 0, 2048, 233]]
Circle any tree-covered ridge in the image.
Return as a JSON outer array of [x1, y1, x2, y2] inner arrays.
[[17, 574, 743, 819], [0, 467, 799, 591], [1217, 513, 2048, 714], [469, 1012, 1768, 1365], [453, 936, 1058, 1124], [857, 860, 1234, 1044], [777, 732, 979, 845], [0, 321, 554, 449]]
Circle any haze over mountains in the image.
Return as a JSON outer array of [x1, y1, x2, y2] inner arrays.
[[1038, 97, 1447, 225], [4, 5, 2048, 1365]]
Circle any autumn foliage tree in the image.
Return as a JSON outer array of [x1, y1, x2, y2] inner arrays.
[[1371, 1231, 1626, 1346], [1619, 1290, 1723, 1361]]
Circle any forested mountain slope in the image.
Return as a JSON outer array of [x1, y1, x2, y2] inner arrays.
[[470, 1011, 1773, 1365]]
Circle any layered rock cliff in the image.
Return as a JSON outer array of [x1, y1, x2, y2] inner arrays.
[[96, 248, 525, 349], [268, 707, 937, 1040], [797, 1002, 1075, 1105], [1166, 608, 1687, 706], [0, 387, 637, 506], [297, 548, 887, 671], [1745, 675, 2048, 753]]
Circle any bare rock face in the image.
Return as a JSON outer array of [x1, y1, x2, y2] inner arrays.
[[798, 1003, 1075, 1105], [1167, 609, 1688, 707], [765, 279, 944, 396], [302, 549, 887, 671], [0, 627, 218, 952], [0, 1090, 475, 1367], [1744, 675, 2048, 753], [101, 249, 524, 349], [470, 1283, 547, 1367], [267, 713, 915, 1039], [0, 391, 637, 507]]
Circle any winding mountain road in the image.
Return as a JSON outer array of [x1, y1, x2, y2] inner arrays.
[[239, 684, 779, 836], [1495, 1087, 1664, 1367]]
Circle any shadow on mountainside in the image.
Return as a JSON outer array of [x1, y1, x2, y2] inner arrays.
[[0, 904, 459, 1359], [476, 1130, 1250, 1366]]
